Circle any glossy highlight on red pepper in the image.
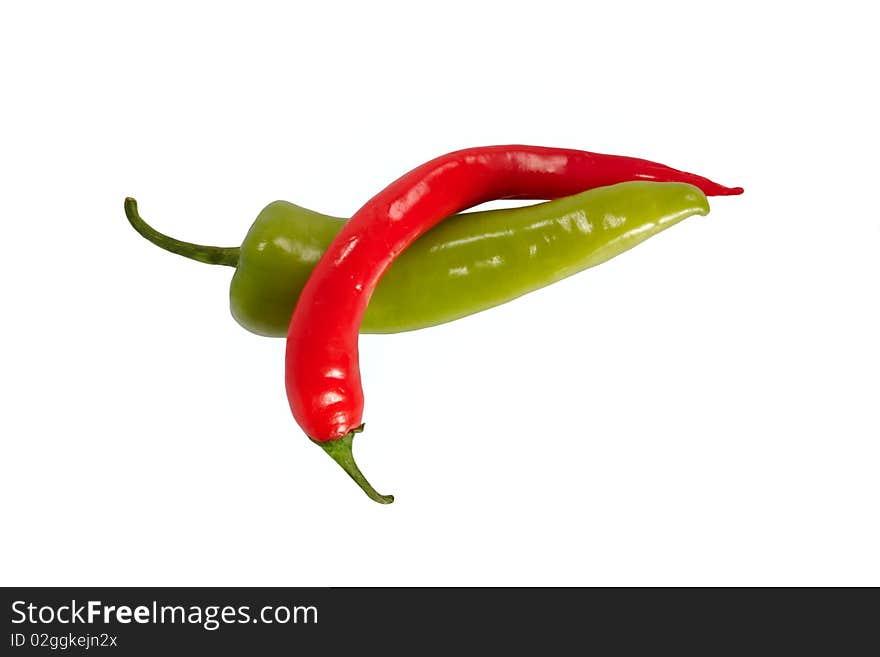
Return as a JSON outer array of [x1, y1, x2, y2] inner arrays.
[[285, 145, 742, 502]]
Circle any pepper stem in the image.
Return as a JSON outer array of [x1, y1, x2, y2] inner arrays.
[[314, 426, 394, 504], [124, 197, 240, 267]]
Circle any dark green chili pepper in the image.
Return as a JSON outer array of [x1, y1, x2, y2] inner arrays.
[[125, 181, 709, 336]]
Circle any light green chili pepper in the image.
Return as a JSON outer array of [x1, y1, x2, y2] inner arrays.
[[124, 181, 709, 336]]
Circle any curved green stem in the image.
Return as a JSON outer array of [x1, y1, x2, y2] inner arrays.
[[124, 197, 240, 267], [314, 426, 394, 504]]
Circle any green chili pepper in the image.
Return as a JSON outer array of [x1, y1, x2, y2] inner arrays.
[[125, 181, 709, 336]]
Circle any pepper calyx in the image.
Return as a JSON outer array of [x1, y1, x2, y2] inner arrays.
[[313, 425, 394, 504], [124, 197, 241, 267]]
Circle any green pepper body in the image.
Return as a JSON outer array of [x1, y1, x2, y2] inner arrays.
[[230, 181, 709, 335], [126, 181, 709, 337]]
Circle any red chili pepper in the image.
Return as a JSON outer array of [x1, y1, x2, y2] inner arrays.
[[286, 145, 742, 502]]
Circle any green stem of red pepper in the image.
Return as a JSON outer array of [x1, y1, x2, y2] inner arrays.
[[313, 426, 393, 504]]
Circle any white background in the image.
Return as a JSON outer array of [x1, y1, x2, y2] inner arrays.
[[1, 1, 877, 586]]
